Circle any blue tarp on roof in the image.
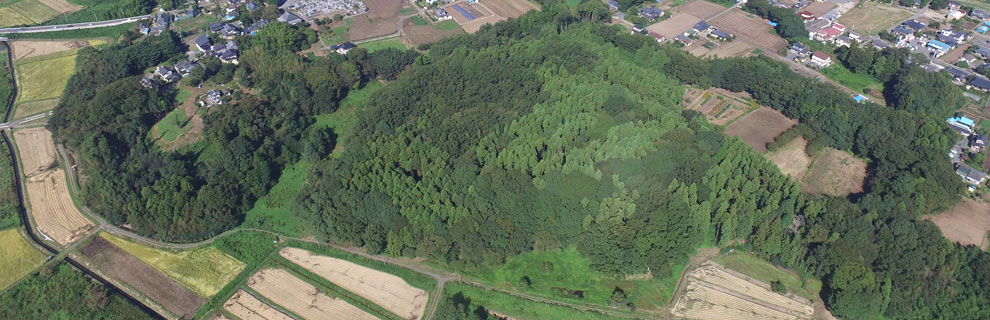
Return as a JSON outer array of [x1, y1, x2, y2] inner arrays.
[[948, 116, 976, 127], [768, 21, 778, 26], [978, 26, 988, 33], [853, 94, 868, 102]]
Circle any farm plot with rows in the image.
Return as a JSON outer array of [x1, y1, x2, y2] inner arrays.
[[280, 247, 429, 319], [0, 228, 47, 290], [247, 268, 379, 320], [681, 87, 756, 126], [671, 262, 814, 320], [13, 128, 94, 245], [224, 289, 294, 320], [101, 232, 246, 297], [724, 107, 798, 152]]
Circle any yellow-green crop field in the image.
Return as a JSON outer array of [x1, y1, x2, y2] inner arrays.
[[0, 0, 59, 27], [14, 49, 78, 111], [0, 228, 47, 290], [101, 233, 246, 297]]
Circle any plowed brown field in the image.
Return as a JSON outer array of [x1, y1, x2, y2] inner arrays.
[[248, 268, 379, 320]]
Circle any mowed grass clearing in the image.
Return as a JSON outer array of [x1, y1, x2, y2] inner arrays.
[[820, 64, 885, 103], [358, 36, 406, 52], [435, 20, 459, 30], [14, 49, 78, 116], [242, 160, 310, 237], [0, 228, 47, 290], [101, 232, 246, 297], [153, 107, 193, 142]]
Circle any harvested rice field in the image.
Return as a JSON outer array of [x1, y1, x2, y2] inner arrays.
[[224, 289, 294, 320], [672, 262, 814, 320], [280, 247, 428, 319], [248, 268, 379, 320]]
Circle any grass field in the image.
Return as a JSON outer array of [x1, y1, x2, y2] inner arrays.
[[928, 198, 990, 250], [802, 148, 868, 196], [435, 20, 459, 30], [711, 251, 821, 301], [821, 64, 884, 95], [101, 233, 246, 297], [153, 107, 193, 142], [565, 0, 581, 8], [242, 160, 310, 237], [442, 282, 619, 320], [400, 8, 413, 14], [0, 0, 59, 27], [475, 247, 683, 311], [359, 36, 406, 52], [837, 1, 913, 35], [315, 81, 383, 154], [411, 15, 427, 25], [0, 228, 46, 290], [14, 48, 78, 108]]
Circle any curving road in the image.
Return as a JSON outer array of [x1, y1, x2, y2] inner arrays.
[[0, 16, 150, 34]]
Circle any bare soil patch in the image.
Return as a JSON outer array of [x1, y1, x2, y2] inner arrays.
[[280, 247, 428, 319], [927, 198, 990, 250], [711, 9, 787, 53], [837, 1, 913, 35], [647, 12, 702, 39], [704, 40, 757, 58], [36, 0, 83, 13], [224, 289, 294, 320], [802, 2, 836, 16], [248, 268, 379, 320], [675, 0, 727, 20], [802, 148, 867, 196], [479, 0, 539, 18], [402, 20, 464, 46], [766, 137, 811, 181], [11, 40, 88, 60], [671, 262, 814, 320], [349, 0, 401, 40], [79, 236, 205, 319], [724, 107, 798, 152], [940, 43, 970, 64]]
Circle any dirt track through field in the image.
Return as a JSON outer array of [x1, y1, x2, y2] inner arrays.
[[225, 289, 294, 320], [80, 236, 206, 319], [281, 247, 428, 319], [248, 268, 379, 320], [927, 198, 990, 250]]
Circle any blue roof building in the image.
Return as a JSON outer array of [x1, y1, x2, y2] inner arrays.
[[928, 39, 952, 52], [853, 94, 869, 103], [948, 116, 976, 127]]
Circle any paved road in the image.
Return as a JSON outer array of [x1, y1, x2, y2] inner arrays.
[[0, 15, 150, 34], [0, 111, 52, 130]]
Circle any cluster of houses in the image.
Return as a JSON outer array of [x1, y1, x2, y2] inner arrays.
[[788, 42, 833, 68], [631, 20, 732, 46], [947, 116, 988, 189], [140, 13, 175, 36]]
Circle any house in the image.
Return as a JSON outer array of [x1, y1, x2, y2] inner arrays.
[[710, 29, 732, 40], [835, 35, 852, 47], [798, 10, 815, 20], [810, 51, 831, 68], [955, 164, 987, 185], [972, 76, 990, 91], [154, 13, 171, 27], [939, 29, 969, 43], [789, 42, 810, 57], [927, 39, 952, 57], [219, 48, 239, 64], [608, 0, 619, 11], [155, 66, 180, 83], [805, 18, 831, 36], [278, 12, 303, 25], [971, 134, 988, 152], [221, 24, 241, 39], [891, 26, 915, 44], [947, 9, 966, 20], [847, 31, 862, 41], [639, 6, 663, 21], [245, 19, 269, 35], [947, 116, 976, 135], [976, 46, 990, 58], [948, 0, 961, 9], [871, 38, 890, 50], [674, 34, 693, 46], [647, 31, 665, 43], [978, 25, 989, 34], [902, 19, 925, 31], [138, 22, 150, 34], [209, 22, 224, 33], [947, 67, 970, 83], [195, 34, 212, 51], [814, 25, 844, 42], [332, 42, 356, 54], [973, 8, 990, 20], [174, 61, 198, 77], [693, 21, 711, 33], [434, 7, 452, 21], [632, 24, 644, 32], [205, 89, 224, 106], [960, 53, 979, 66], [224, 8, 238, 20], [246, 2, 259, 11]]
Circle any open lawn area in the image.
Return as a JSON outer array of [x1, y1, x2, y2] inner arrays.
[[13, 49, 78, 117], [358, 36, 406, 52], [0, 228, 46, 291], [435, 20, 459, 30], [315, 81, 383, 154], [242, 160, 310, 237], [101, 232, 246, 298], [821, 64, 884, 95], [2, 22, 134, 40], [838, 1, 913, 35], [410, 15, 427, 25], [152, 107, 193, 142]]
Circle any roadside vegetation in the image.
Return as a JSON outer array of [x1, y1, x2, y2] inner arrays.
[[0, 48, 13, 118], [435, 282, 618, 320], [1, 23, 136, 40]]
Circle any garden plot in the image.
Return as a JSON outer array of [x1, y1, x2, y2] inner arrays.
[[802, 148, 867, 196], [0, 228, 47, 290], [927, 198, 990, 250], [248, 268, 379, 320], [478, 0, 539, 19], [447, 2, 501, 33], [682, 87, 755, 126], [280, 247, 428, 320], [671, 262, 814, 320], [724, 107, 798, 152], [224, 289, 294, 320]]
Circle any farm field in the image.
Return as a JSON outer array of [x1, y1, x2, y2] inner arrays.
[[710, 9, 787, 54], [675, 0, 726, 19], [402, 19, 464, 46], [358, 36, 406, 52], [927, 198, 990, 250], [802, 1, 835, 16], [14, 127, 94, 245], [448, 2, 502, 33], [79, 236, 206, 319], [837, 1, 913, 35], [681, 87, 756, 126], [224, 289, 294, 320], [724, 107, 799, 152], [10, 39, 98, 60], [671, 261, 815, 320], [646, 12, 702, 40], [247, 268, 379, 320], [347, 0, 401, 41], [711, 252, 821, 302], [802, 148, 867, 196], [0, 228, 46, 290], [0, 0, 62, 27], [766, 137, 811, 181], [152, 107, 193, 143], [703, 40, 758, 58], [101, 232, 246, 297], [13, 48, 79, 118], [479, 0, 540, 19], [280, 247, 429, 319]]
